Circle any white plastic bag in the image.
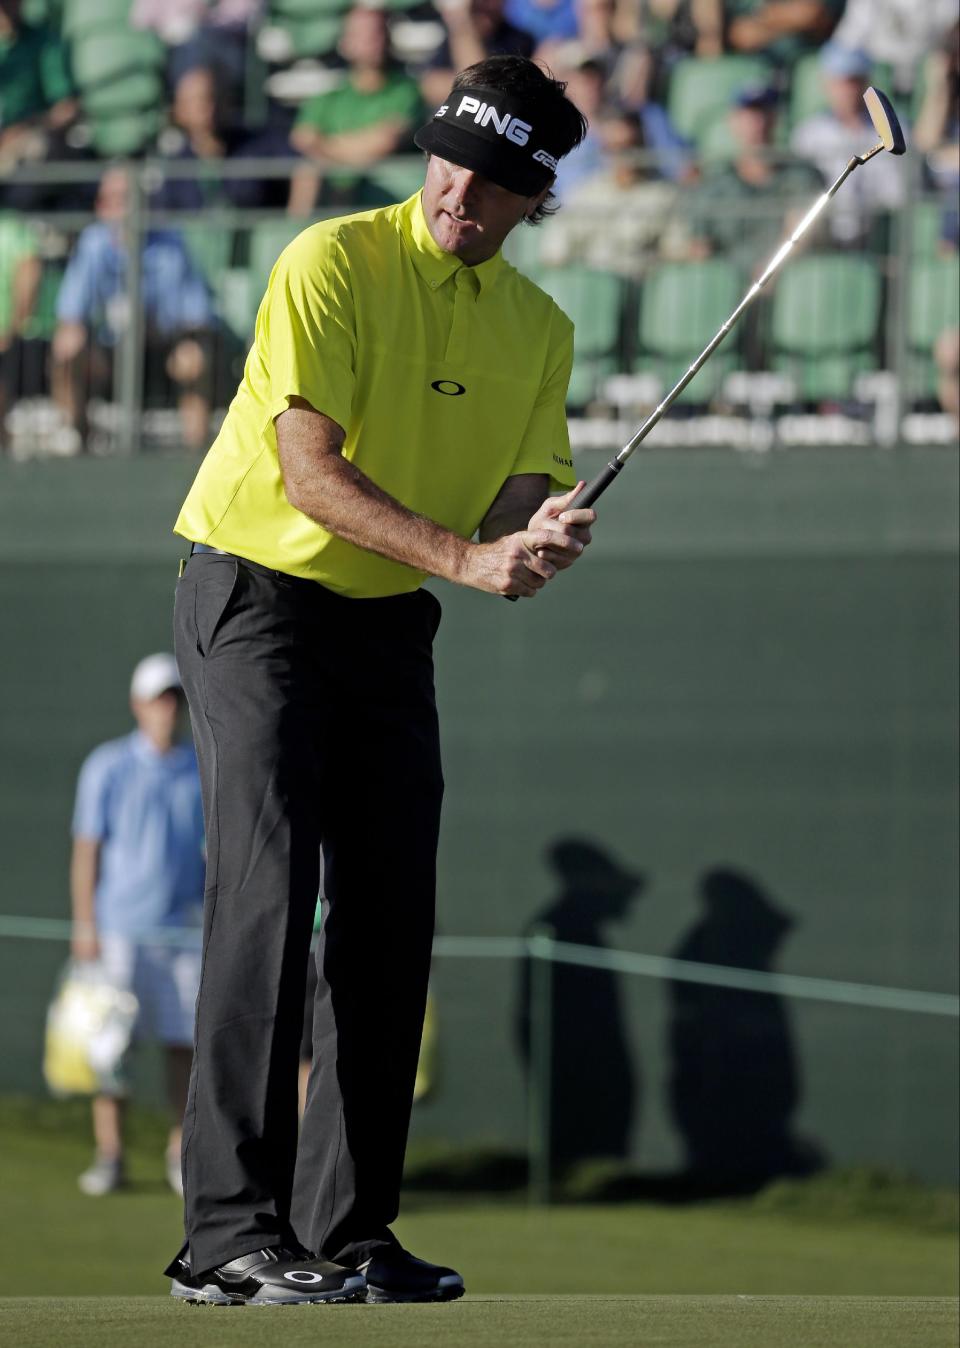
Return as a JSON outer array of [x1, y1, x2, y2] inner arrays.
[[43, 961, 139, 1096]]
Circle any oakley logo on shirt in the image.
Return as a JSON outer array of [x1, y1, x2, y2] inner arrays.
[[431, 380, 467, 396]]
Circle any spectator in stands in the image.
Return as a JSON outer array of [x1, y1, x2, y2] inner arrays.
[[131, 0, 262, 108], [551, 47, 692, 197], [153, 65, 296, 213], [934, 328, 959, 429], [420, 0, 534, 108], [682, 84, 821, 274], [723, 0, 842, 67], [290, 5, 423, 209], [70, 653, 205, 1197], [0, 212, 41, 454], [0, 0, 78, 206], [790, 44, 905, 248], [831, 0, 955, 97], [538, 112, 685, 276], [51, 168, 216, 452], [504, 0, 577, 45], [914, 22, 960, 253]]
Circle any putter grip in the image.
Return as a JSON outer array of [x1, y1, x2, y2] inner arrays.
[[503, 460, 623, 601]]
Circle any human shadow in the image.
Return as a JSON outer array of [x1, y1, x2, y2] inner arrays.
[[667, 867, 825, 1193], [515, 838, 644, 1172]]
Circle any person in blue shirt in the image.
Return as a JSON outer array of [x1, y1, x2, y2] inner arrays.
[[70, 652, 205, 1197], [51, 167, 216, 452]]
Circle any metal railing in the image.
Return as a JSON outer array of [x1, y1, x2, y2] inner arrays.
[[1, 912, 956, 1203], [1, 152, 957, 458]]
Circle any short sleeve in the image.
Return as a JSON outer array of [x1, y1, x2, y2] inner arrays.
[[262, 225, 357, 433], [72, 749, 111, 841], [295, 93, 333, 133], [509, 308, 576, 492]]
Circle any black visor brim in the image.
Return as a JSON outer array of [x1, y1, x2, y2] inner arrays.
[[414, 122, 553, 197]]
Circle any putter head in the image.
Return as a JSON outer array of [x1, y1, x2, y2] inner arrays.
[[863, 87, 906, 155]]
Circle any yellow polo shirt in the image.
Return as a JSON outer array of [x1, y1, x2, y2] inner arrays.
[[174, 192, 576, 598]]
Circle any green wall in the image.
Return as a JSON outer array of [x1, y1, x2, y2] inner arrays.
[[0, 449, 957, 1182]]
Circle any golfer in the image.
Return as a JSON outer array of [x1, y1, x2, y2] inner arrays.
[[165, 55, 592, 1306]]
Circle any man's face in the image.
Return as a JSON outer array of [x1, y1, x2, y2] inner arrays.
[[731, 103, 774, 149], [826, 74, 867, 122], [132, 690, 181, 745], [422, 155, 547, 265], [174, 67, 218, 135], [341, 7, 388, 68]]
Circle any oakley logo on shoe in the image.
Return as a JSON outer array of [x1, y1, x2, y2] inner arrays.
[[284, 1271, 325, 1283], [431, 380, 467, 396], [451, 96, 532, 147]]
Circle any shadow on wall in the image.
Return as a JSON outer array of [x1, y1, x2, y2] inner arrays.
[[515, 838, 644, 1173], [668, 866, 826, 1194]]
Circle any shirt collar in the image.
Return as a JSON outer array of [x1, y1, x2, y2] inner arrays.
[[399, 192, 505, 296], [131, 729, 183, 763]]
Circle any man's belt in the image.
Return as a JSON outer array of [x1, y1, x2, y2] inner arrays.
[[190, 543, 230, 557]]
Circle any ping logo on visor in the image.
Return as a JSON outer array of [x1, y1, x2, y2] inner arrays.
[[448, 95, 532, 146], [414, 84, 567, 197]]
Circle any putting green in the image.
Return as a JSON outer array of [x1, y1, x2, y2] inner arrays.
[[1, 1295, 957, 1348]]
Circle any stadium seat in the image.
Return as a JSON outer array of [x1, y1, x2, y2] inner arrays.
[[70, 29, 164, 87], [636, 259, 742, 404], [81, 71, 164, 118], [905, 253, 960, 402], [667, 56, 774, 146], [367, 157, 426, 205], [771, 253, 882, 401], [535, 266, 625, 408], [270, 0, 348, 14], [62, 0, 134, 38], [90, 109, 162, 157], [909, 200, 946, 258], [270, 14, 343, 58], [182, 225, 235, 289]]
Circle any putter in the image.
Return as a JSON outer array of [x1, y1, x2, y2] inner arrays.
[[568, 86, 906, 512]]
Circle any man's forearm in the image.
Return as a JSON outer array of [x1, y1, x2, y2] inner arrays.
[[284, 448, 471, 582]]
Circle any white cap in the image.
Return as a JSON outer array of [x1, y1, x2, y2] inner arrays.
[[130, 653, 182, 702]]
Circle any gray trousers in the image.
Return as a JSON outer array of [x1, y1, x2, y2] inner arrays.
[[170, 550, 443, 1275]]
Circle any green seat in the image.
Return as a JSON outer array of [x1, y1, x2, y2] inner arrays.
[[89, 108, 161, 157], [910, 201, 948, 258], [637, 259, 742, 405], [771, 253, 882, 401], [535, 267, 623, 356], [273, 14, 343, 57], [367, 157, 425, 205], [70, 30, 164, 89], [270, 0, 347, 15], [905, 253, 960, 402], [81, 70, 163, 116], [215, 266, 255, 342], [566, 356, 618, 409], [667, 55, 773, 145], [528, 267, 624, 409], [62, 0, 132, 37], [502, 224, 546, 278], [182, 225, 235, 288]]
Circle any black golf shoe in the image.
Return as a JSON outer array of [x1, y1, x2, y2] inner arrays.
[[167, 1244, 366, 1305], [359, 1248, 465, 1303]]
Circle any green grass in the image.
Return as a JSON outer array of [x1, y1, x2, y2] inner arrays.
[[0, 1097, 957, 1345], [1, 1297, 958, 1348]]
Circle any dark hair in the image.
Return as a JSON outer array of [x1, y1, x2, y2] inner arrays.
[[450, 56, 588, 224]]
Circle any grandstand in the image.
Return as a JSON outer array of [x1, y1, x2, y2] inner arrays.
[[0, 0, 957, 457]]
